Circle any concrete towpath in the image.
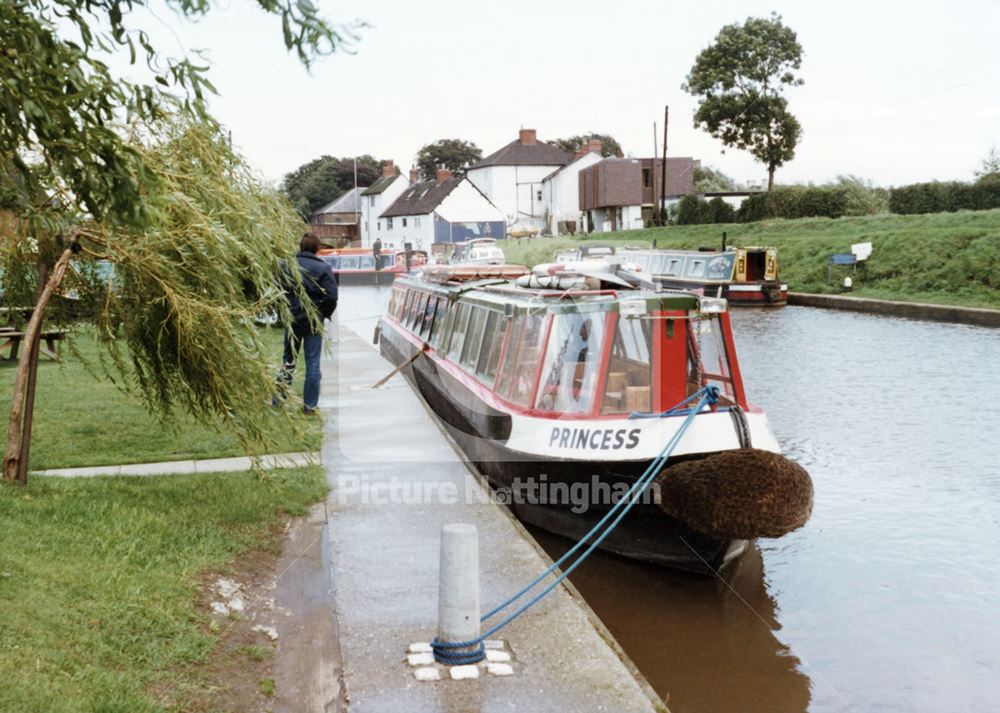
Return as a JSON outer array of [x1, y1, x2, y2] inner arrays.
[[318, 321, 665, 712], [33, 451, 318, 478]]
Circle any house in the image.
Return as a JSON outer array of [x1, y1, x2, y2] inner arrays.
[[310, 186, 363, 243], [540, 138, 605, 235], [578, 157, 697, 232], [378, 169, 504, 250], [466, 129, 571, 233], [360, 160, 411, 247]]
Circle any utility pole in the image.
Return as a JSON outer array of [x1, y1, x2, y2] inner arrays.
[[660, 105, 668, 227], [353, 157, 359, 246], [652, 121, 659, 225]]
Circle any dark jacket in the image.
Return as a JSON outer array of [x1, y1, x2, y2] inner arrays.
[[283, 251, 338, 332]]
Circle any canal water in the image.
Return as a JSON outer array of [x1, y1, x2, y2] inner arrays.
[[337, 285, 1000, 713]]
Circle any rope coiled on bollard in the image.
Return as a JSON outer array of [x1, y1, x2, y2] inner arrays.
[[431, 386, 721, 665]]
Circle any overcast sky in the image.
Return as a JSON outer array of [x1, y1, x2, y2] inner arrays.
[[129, 0, 1000, 188]]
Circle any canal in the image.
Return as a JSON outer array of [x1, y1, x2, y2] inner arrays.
[[337, 285, 1000, 713]]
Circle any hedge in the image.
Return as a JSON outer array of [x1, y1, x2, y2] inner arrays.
[[889, 180, 1000, 214]]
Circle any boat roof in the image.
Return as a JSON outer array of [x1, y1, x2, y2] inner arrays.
[[397, 273, 705, 314]]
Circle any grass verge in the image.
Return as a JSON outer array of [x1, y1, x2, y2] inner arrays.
[[0, 466, 327, 713], [499, 209, 1000, 309], [0, 328, 320, 470]]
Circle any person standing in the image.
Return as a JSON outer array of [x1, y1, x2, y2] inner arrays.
[[276, 232, 338, 415], [372, 237, 382, 270]]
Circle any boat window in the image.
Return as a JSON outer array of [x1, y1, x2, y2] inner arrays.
[[341, 256, 360, 270], [429, 297, 448, 346], [665, 258, 680, 275], [359, 255, 375, 270], [323, 256, 341, 270], [602, 314, 652, 414], [498, 311, 545, 406], [401, 290, 414, 322], [687, 259, 705, 277], [687, 314, 736, 404], [421, 296, 437, 337], [475, 311, 506, 383], [460, 307, 488, 370], [411, 292, 428, 330], [535, 311, 608, 414], [447, 303, 472, 362]]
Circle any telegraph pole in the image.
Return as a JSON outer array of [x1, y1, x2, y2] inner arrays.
[[659, 105, 668, 226]]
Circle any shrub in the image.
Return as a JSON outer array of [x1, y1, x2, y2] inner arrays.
[[889, 180, 1000, 214]]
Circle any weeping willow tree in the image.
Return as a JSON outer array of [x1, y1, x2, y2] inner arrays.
[[2, 115, 310, 482], [1, 0, 364, 482]]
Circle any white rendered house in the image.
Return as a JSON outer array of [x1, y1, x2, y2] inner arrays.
[[360, 161, 411, 248], [465, 129, 571, 233], [541, 139, 605, 235], [378, 169, 505, 250]]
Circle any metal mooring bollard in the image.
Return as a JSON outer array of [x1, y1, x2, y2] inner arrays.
[[437, 523, 481, 661]]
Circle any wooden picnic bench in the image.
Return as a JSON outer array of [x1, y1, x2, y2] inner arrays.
[[0, 327, 66, 361]]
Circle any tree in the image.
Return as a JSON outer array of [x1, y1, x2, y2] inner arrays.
[[683, 14, 804, 190], [975, 145, 1000, 183], [415, 139, 482, 180], [1, 0, 361, 483], [551, 134, 624, 158], [282, 155, 386, 217], [693, 164, 737, 192]]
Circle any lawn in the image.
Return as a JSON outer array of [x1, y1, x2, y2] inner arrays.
[[0, 467, 327, 713], [0, 327, 321, 471], [498, 209, 1000, 310]]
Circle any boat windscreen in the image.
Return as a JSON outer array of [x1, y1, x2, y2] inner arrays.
[[340, 256, 360, 270], [687, 314, 736, 405], [535, 312, 608, 414], [359, 255, 376, 270]]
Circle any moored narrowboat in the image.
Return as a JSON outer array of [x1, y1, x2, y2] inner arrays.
[[318, 247, 426, 284], [377, 264, 811, 573], [616, 246, 787, 306]]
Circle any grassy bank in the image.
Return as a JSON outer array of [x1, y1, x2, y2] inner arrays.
[[0, 467, 327, 712], [0, 328, 320, 470], [499, 209, 1000, 309]]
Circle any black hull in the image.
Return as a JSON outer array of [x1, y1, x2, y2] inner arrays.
[[379, 324, 746, 574]]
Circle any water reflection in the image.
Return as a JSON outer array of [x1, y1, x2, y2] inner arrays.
[[530, 529, 811, 713]]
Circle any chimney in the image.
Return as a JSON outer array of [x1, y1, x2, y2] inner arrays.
[[409, 166, 419, 184], [435, 168, 453, 184], [382, 159, 396, 177], [587, 138, 603, 155], [519, 128, 537, 145]]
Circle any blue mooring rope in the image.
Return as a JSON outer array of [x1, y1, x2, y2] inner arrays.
[[431, 385, 721, 665]]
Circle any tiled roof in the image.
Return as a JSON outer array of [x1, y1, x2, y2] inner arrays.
[[468, 139, 571, 169], [313, 187, 363, 216], [380, 177, 463, 218], [361, 175, 400, 196]]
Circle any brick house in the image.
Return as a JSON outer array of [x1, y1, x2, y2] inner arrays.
[[578, 157, 697, 232]]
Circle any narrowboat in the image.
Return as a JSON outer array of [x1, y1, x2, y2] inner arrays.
[[377, 264, 811, 573], [616, 246, 787, 306], [317, 247, 426, 284]]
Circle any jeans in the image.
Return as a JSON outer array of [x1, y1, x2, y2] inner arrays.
[[277, 324, 323, 410]]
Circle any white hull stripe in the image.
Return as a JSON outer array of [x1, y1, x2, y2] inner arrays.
[[504, 410, 781, 461], [727, 284, 788, 292]]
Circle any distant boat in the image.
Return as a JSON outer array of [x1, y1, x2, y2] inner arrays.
[[448, 238, 505, 265], [616, 246, 787, 306], [317, 247, 426, 284]]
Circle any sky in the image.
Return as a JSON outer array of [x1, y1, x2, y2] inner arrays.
[[121, 0, 1000, 188]]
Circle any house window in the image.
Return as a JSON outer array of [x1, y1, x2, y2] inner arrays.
[[642, 168, 652, 188], [415, 217, 421, 228], [536, 189, 542, 202], [402, 218, 408, 227], [377, 221, 381, 232], [387, 217, 394, 230]]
